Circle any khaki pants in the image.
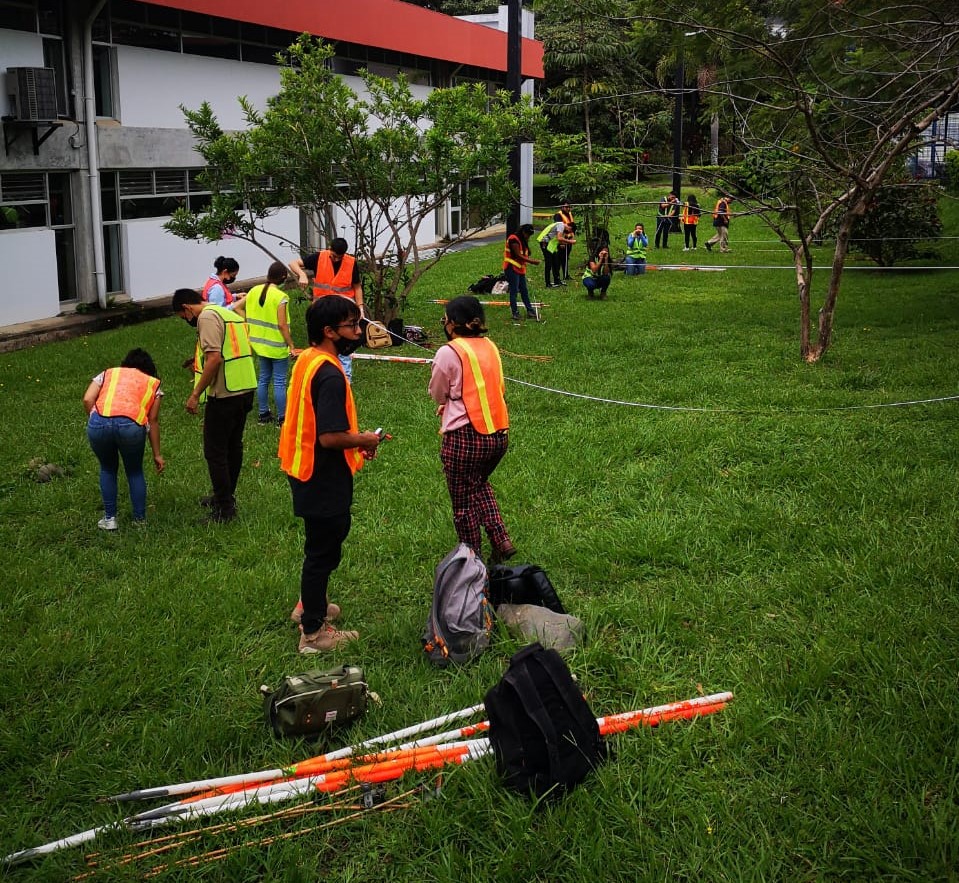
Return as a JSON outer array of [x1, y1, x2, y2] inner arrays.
[[707, 224, 730, 252]]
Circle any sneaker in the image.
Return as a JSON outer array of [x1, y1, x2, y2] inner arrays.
[[511, 312, 521, 321], [290, 600, 340, 624], [97, 516, 118, 531], [682, 247, 690, 252], [257, 411, 273, 425], [526, 311, 540, 322], [299, 624, 359, 654], [705, 241, 713, 252]]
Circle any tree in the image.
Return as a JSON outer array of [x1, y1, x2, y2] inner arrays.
[[166, 37, 543, 320], [643, 1, 959, 361]]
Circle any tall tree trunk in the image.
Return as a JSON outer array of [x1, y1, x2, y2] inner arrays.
[[794, 247, 812, 359], [710, 113, 719, 166], [809, 220, 853, 362]]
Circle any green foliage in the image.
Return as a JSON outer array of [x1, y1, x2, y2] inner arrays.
[[844, 175, 943, 267], [944, 150, 959, 196], [166, 36, 545, 320]]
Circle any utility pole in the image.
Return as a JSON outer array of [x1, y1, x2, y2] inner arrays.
[[506, 0, 522, 235], [671, 38, 684, 200]]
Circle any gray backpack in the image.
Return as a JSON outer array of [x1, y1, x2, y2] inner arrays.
[[422, 543, 493, 667]]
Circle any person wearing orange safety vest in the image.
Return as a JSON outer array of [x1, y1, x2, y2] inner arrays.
[[705, 194, 733, 254], [82, 348, 165, 530], [289, 237, 366, 383], [172, 287, 256, 524], [502, 223, 541, 321], [429, 295, 516, 564], [278, 296, 381, 653]]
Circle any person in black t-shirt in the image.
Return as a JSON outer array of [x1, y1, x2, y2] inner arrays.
[[279, 296, 381, 653]]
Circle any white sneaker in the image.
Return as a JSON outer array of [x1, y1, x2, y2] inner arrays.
[[98, 516, 118, 531], [682, 247, 690, 252]]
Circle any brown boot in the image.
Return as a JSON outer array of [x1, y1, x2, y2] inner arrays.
[[290, 600, 340, 625], [298, 623, 358, 654]]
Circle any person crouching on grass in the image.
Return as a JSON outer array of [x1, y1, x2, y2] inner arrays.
[[279, 296, 381, 653], [429, 295, 517, 565]]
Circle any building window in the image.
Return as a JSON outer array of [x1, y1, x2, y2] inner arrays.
[[101, 168, 212, 222], [0, 0, 40, 32], [0, 171, 76, 301], [92, 45, 117, 118], [42, 37, 69, 117]]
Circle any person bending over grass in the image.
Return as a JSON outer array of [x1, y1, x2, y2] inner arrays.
[[82, 348, 165, 530]]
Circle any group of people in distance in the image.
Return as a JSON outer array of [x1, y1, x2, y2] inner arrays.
[[505, 193, 735, 305], [84, 240, 516, 655]]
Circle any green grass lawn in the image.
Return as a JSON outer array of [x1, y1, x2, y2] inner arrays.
[[1, 185, 958, 881]]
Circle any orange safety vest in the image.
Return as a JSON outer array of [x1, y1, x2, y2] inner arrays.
[[502, 234, 528, 274], [278, 348, 364, 480], [312, 252, 357, 300], [95, 367, 160, 425], [448, 337, 508, 435], [712, 199, 729, 222], [681, 203, 700, 225], [201, 275, 234, 306]]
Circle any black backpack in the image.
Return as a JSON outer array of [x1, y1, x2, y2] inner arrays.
[[488, 564, 566, 613], [485, 643, 607, 799]]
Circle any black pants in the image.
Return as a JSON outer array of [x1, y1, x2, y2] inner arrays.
[[203, 391, 253, 516], [655, 216, 672, 248], [300, 513, 351, 634], [684, 223, 698, 248], [541, 244, 561, 286]]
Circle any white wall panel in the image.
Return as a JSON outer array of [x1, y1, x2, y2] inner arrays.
[[115, 47, 281, 130], [0, 30, 44, 117], [0, 229, 60, 324], [121, 208, 302, 301]]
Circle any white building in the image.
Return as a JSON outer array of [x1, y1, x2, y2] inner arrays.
[[0, 0, 542, 329]]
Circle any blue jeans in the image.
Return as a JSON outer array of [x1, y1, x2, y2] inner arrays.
[[505, 266, 533, 316], [339, 354, 353, 382], [87, 412, 148, 520], [624, 257, 646, 276], [583, 275, 610, 297], [257, 354, 289, 417]]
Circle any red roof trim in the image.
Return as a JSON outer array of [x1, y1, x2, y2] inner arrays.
[[142, 0, 544, 79]]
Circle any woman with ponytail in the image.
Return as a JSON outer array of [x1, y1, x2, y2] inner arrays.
[[245, 261, 300, 425]]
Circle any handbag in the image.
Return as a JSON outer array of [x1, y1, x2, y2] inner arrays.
[[261, 665, 368, 738], [361, 318, 392, 349]]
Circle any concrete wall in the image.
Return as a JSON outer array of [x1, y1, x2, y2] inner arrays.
[[115, 47, 281, 130], [122, 207, 301, 300], [0, 228, 61, 324]]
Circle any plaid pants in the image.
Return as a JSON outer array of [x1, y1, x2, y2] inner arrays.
[[440, 424, 511, 555]]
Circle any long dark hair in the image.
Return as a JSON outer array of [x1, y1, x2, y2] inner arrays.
[[121, 348, 158, 378], [260, 261, 289, 307]]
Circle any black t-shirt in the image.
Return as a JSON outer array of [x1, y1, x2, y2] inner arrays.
[[288, 361, 353, 518], [303, 252, 361, 285]]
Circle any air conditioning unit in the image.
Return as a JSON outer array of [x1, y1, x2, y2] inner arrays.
[[7, 67, 58, 122]]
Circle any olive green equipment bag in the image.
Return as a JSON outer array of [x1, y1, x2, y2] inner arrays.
[[261, 665, 368, 739]]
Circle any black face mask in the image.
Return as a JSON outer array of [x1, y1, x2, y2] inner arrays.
[[184, 315, 199, 328], [333, 335, 362, 356]]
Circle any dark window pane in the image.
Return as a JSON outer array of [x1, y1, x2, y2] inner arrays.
[[240, 22, 267, 43], [182, 33, 238, 60], [241, 43, 282, 66], [179, 11, 209, 33], [1, 172, 46, 202], [38, 0, 62, 35], [111, 0, 147, 23], [100, 172, 119, 222], [103, 225, 122, 293], [112, 21, 179, 52], [120, 195, 184, 219], [187, 169, 207, 191], [0, 2, 37, 32], [92, 45, 115, 117], [54, 228, 77, 300], [188, 193, 211, 213], [146, 5, 178, 27], [154, 169, 186, 194], [209, 16, 238, 39], [0, 203, 47, 229], [119, 170, 153, 196], [48, 172, 72, 225], [91, 7, 109, 41], [266, 28, 296, 48], [42, 38, 69, 116]]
